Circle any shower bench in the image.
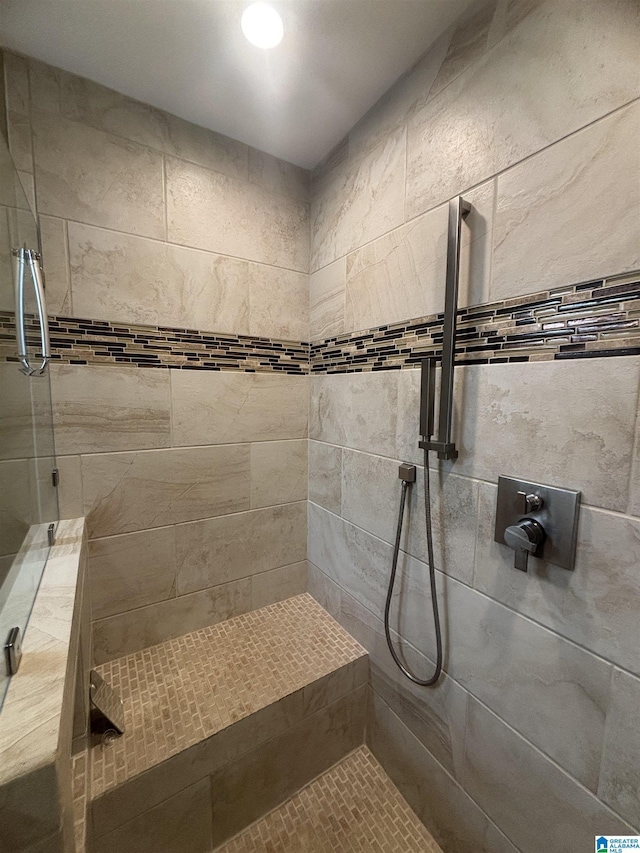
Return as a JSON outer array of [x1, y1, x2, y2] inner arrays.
[[84, 593, 369, 852]]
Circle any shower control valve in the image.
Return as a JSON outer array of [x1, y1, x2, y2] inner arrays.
[[504, 519, 545, 572]]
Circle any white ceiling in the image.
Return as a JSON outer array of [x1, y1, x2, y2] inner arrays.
[[0, 0, 469, 168]]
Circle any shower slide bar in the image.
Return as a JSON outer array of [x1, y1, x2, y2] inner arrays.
[[13, 247, 51, 376], [419, 195, 470, 460]]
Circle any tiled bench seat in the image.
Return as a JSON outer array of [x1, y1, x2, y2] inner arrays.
[[88, 594, 368, 852]]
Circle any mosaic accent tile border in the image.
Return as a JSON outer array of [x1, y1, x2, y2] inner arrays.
[[311, 270, 640, 373], [218, 746, 443, 853], [1, 270, 638, 375], [0, 314, 309, 374]]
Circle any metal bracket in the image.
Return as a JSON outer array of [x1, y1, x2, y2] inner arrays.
[[51, 468, 59, 488], [494, 476, 581, 571], [4, 627, 22, 676], [47, 522, 56, 547], [90, 669, 125, 735]]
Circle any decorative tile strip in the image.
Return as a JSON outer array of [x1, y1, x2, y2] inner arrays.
[[0, 315, 309, 375], [311, 270, 640, 373]]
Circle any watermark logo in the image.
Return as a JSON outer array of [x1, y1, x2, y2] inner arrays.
[[596, 838, 640, 852]]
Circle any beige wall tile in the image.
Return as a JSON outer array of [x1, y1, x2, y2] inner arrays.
[[93, 778, 213, 853], [39, 216, 71, 315], [369, 698, 519, 853], [630, 412, 640, 517], [7, 110, 33, 173], [491, 101, 640, 301], [210, 687, 365, 847], [32, 110, 164, 238], [171, 371, 308, 446], [88, 526, 176, 620], [598, 668, 640, 827], [0, 361, 37, 460], [51, 364, 171, 455], [341, 449, 479, 585], [165, 155, 309, 272], [248, 263, 309, 341], [59, 71, 249, 180], [250, 439, 307, 509], [406, 0, 640, 219], [463, 698, 635, 853], [342, 590, 467, 782], [307, 561, 342, 621], [310, 372, 398, 458], [308, 440, 342, 514], [345, 205, 447, 333], [251, 561, 308, 610], [311, 127, 406, 272], [68, 222, 250, 332], [55, 455, 83, 520], [453, 357, 640, 513], [82, 444, 250, 537], [4, 52, 30, 116], [474, 484, 640, 677], [175, 502, 307, 595], [248, 149, 310, 201], [28, 60, 60, 113], [446, 579, 612, 791], [310, 258, 346, 341], [346, 178, 496, 333], [92, 578, 252, 663]]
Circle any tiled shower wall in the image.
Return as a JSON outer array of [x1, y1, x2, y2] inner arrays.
[[307, 2, 640, 853], [2, 50, 310, 662]]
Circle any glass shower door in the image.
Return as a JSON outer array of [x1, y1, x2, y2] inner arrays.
[[0, 127, 59, 710]]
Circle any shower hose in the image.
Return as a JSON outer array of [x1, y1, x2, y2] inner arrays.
[[383, 448, 443, 686]]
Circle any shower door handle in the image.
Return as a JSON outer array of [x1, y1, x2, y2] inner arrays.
[[13, 247, 51, 375]]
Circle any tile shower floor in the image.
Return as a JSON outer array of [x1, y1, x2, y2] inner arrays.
[[216, 746, 443, 853], [91, 594, 367, 797]]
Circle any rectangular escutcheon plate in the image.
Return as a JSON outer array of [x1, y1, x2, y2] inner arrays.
[[494, 476, 581, 571]]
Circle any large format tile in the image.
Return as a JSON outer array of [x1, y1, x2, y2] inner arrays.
[[39, 216, 71, 315], [308, 440, 342, 514], [474, 484, 640, 676], [406, 0, 640, 219], [88, 526, 176, 620], [307, 503, 444, 655], [175, 502, 307, 595], [92, 578, 252, 663], [491, 101, 640, 300], [51, 364, 171, 455], [598, 668, 640, 828], [251, 561, 308, 610], [93, 778, 213, 853], [248, 149, 310, 201], [341, 589, 468, 782], [454, 358, 640, 512], [250, 440, 307, 509], [309, 258, 346, 341], [309, 372, 398, 458], [369, 697, 519, 853], [32, 110, 164, 238], [68, 223, 250, 332], [59, 70, 249, 180], [463, 698, 635, 853], [341, 448, 479, 585], [248, 263, 308, 341], [311, 127, 406, 272], [165, 156, 309, 272], [171, 371, 308, 447], [446, 581, 612, 791], [82, 445, 250, 537]]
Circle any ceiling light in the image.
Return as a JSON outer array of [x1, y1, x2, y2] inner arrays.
[[241, 2, 284, 49]]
